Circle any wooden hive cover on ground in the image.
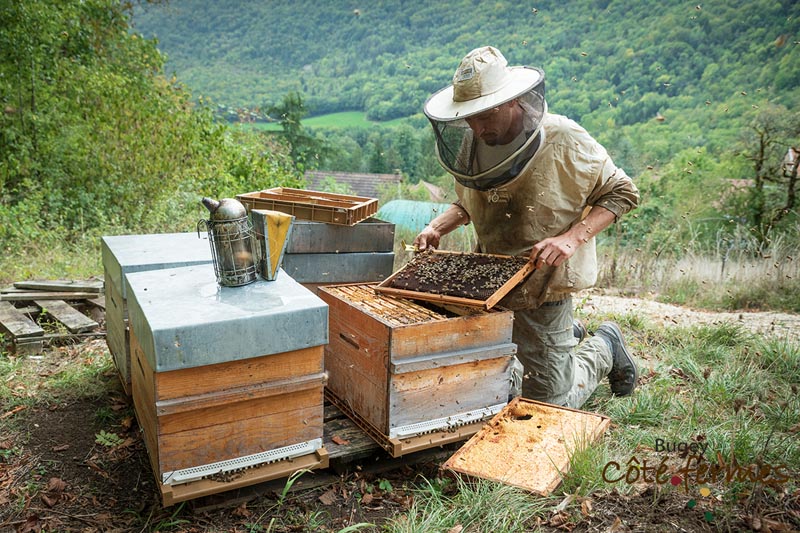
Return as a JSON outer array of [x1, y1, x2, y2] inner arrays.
[[375, 250, 534, 310], [442, 398, 610, 495]]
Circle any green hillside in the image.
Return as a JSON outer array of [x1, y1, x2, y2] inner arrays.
[[2, 0, 799, 310], [133, 0, 799, 135]]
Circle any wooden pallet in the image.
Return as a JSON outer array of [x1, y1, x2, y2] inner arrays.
[[0, 280, 104, 354], [325, 388, 487, 458]]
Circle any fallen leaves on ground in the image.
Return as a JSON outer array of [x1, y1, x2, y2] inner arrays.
[[40, 477, 67, 507], [232, 501, 251, 518], [318, 488, 337, 505], [549, 511, 571, 527]]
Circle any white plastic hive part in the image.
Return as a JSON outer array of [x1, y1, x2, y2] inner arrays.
[[161, 438, 323, 486], [389, 403, 506, 439]]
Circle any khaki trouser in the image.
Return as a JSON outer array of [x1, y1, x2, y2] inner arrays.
[[514, 297, 612, 409]]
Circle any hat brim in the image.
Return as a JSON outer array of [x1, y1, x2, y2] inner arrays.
[[424, 66, 543, 121]]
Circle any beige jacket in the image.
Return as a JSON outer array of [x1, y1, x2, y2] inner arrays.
[[456, 113, 639, 309]]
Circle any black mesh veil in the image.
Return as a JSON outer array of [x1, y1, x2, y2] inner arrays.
[[425, 68, 546, 191]]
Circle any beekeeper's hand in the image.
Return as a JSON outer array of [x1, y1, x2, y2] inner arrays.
[[412, 204, 470, 251]]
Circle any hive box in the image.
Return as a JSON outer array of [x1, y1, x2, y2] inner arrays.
[[318, 284, 516, 456], [276, 218, 395, 287], [101, 233, 213, 394], [286, 218, 394, 254], [125, 264, 329, 502]]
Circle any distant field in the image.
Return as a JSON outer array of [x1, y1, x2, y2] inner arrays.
[[241, 111, 408, 131]]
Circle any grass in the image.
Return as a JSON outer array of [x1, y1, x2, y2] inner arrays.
[[384, 476, 551, 533], [0, 340, 113, 413], [0, 295, 797, 530], [1, 215, 798, 530], [378, 312, 800, 530], [597, 237, 800, 313]]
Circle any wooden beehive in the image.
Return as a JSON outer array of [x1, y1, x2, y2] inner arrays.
[[285, 218, 394, 254], [442, 398, 610, 495], [130, 330, 326, 479], [237, 187, 378, 226], [318, 284, 517, 456], [375, 250, 534, 310], [101, 233, 213, 394], [126, 264, 330, 504]]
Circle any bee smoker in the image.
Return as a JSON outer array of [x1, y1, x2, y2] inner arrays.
[[198, 197, 258, 287]]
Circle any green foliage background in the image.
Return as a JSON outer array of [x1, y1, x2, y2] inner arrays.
[[1, 0, 799, 307], [132, 0, 800, 250], [0, 0, 302, 280]]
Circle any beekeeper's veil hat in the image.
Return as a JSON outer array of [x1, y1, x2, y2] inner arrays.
[[424, 46, 546, 191]]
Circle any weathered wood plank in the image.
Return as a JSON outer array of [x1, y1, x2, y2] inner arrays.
[[324, 349, 389, 433], [390, 310, 513, 359], [389, 357, 511, 429], [157, 402, 323, 474], [155, 373, 326, 417], [0, 301, 44, 338], [10, 337, 44, 356], [87, 294, 106, 311], [154, 346, 324, 401], [323, 416, 380, 461], [1, 291, 99, 302], [390, 343, 517, 374], [34, 299, 98, 333], [14, 280, 103, 293]]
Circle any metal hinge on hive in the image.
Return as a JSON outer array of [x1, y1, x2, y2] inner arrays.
[[388, 403, 506, 440], [161, 438, 323, 486]]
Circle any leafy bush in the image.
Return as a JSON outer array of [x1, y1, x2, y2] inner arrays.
[[0, 0, 301, 282]]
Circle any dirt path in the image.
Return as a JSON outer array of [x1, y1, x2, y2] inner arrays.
[[578, 289, 800, 342]]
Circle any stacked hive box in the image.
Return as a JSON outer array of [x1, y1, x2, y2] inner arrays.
[[101, 233, 213, 395], [236, 188, 394, 288], [318, 284, 517, 457], [281, 218, 395, 287], [125, 264, 329, 504]]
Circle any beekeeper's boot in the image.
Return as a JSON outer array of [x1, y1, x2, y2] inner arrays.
[[595, 321, 638, 396]]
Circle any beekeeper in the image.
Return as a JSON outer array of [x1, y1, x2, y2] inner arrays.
[[414, 46, 640, 408]]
